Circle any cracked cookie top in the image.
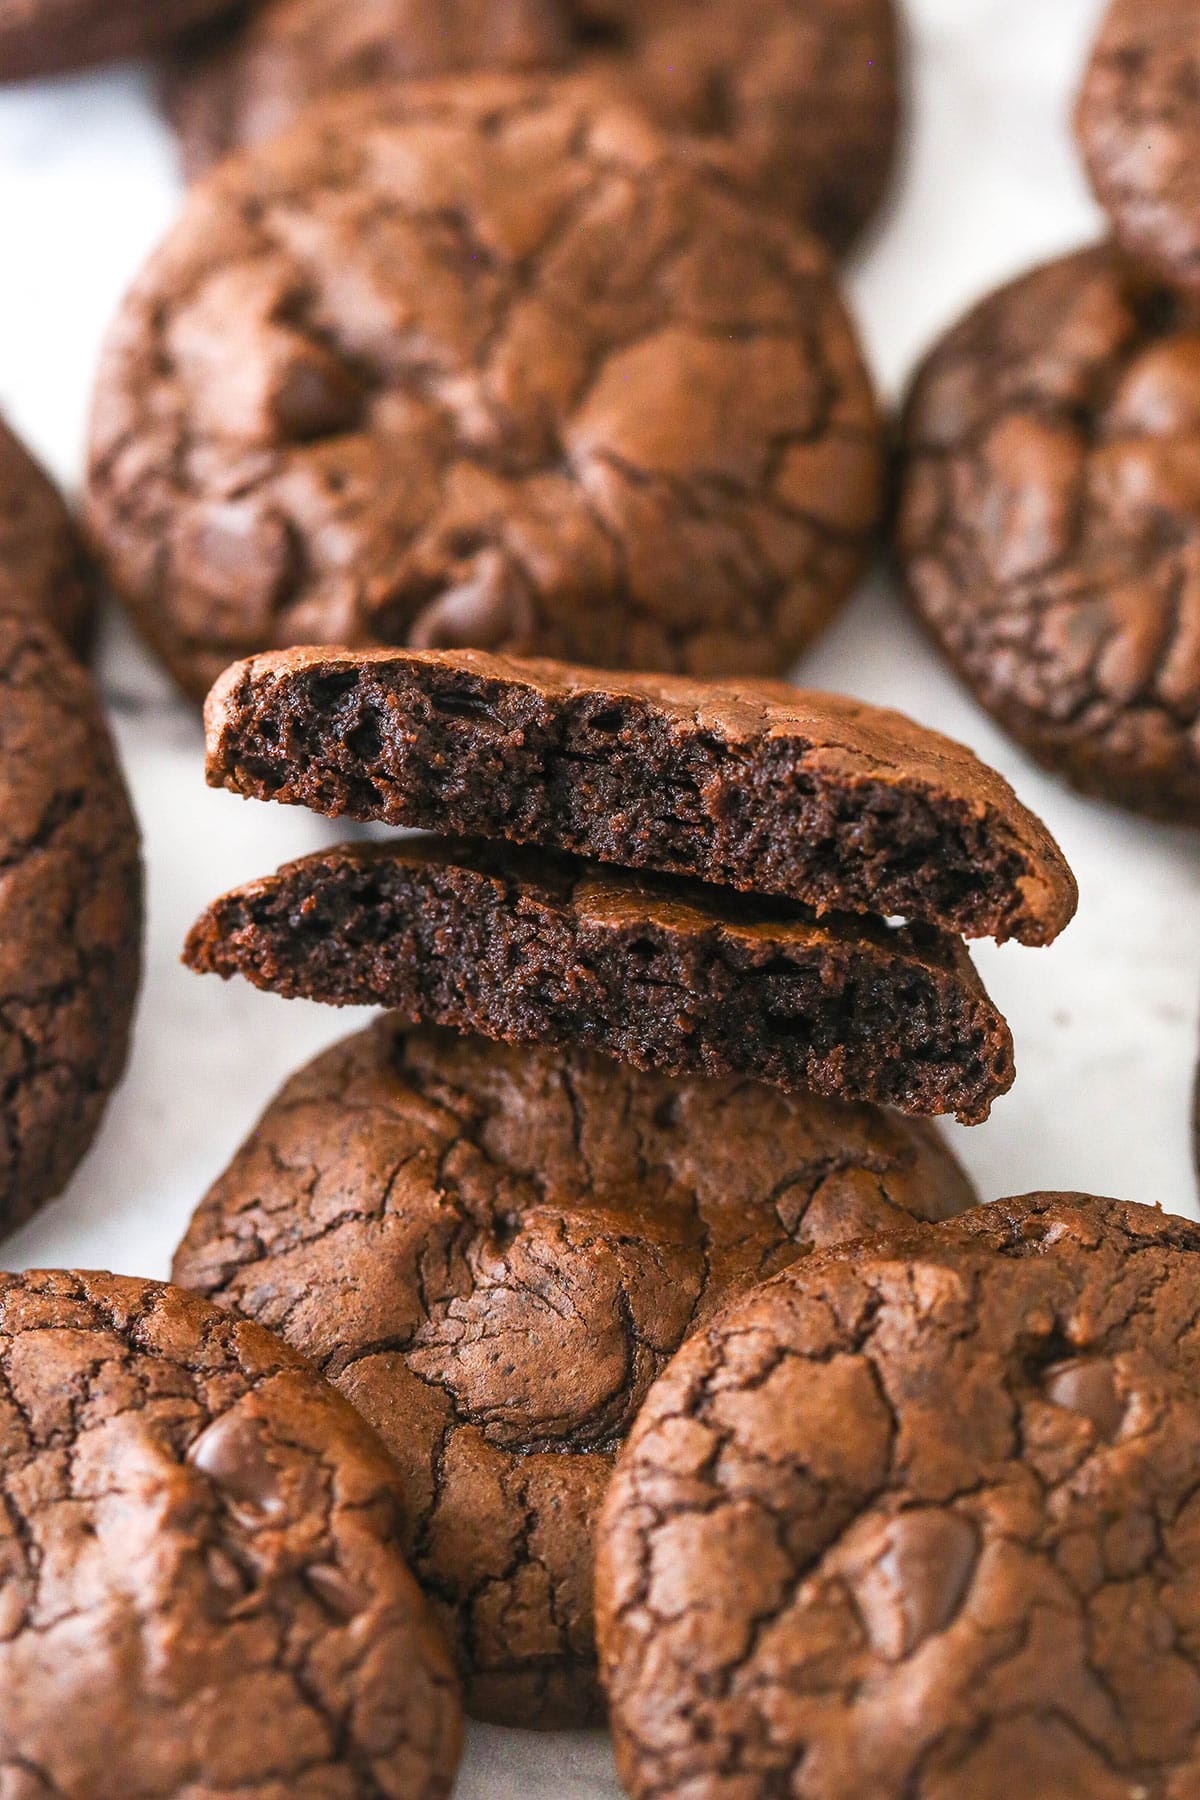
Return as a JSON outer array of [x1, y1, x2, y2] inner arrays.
[[897, 245, 1200, 821], [165, 0, 898, 255], [1077, 0, 1200, 294], [0, 415, 93, 655], [0, 612, 142, 1236], [0, 1267, 463, 1798], [0, 0, 239, 81], [87, 76, 884, 702], [597, 1191, 1200, 1800], [171, 1018, 976, 1727]]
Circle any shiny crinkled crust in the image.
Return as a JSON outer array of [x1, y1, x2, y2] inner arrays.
[[1076, 0, 1200, 294], [0, 1268, 463, 1799], [0, 612, 142, 1236], [171, 1018, 976, 1727], [87, 76, 884, 703], [596, 1192, 1200, 1800], [165, 0, 899, 254], [897, 244, 1200, 822], [0, 414, 93, 655], [0, 0, 238, 80]]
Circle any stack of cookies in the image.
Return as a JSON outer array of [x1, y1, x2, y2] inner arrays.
[[176, 642, 1077, 1724]]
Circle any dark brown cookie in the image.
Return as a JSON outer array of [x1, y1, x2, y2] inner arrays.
[[0, 414, 93, 656], [1077, 0, 1200, 294], [183, 837, 1016, 1123], [0, 0, 238, 80], [205, 647, 1077, 945], [0, 1268, 463, 1797], [172, 1018, 978, 1727], [897, 245, 1200, 821], [597, 1192, 1200, 1800], [0, 612, 142, 1236], [86, 79, 884, 703], [165, 0, 898, 254]]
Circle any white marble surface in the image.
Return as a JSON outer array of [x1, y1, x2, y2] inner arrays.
[[1, 2, 1199, 1792]]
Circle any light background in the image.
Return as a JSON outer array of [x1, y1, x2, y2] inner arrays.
[[1, 0, 1198, 1791]]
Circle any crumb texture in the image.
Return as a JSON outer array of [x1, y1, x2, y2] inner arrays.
[[0, 1268, 463, 1798], [597, 1192, 1200, 1800], [88, 80, 882, 700], [898, 245, 1200, 820], [205, 646, 1077, 944], [0, 612, 142, 1235], [173, 1019, 976, 1727]]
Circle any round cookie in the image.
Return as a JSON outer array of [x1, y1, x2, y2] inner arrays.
[[165, 0, 573, 180], [1077, 0, 1200, 294], [597, 1192, 1200, 1800], [897, 245, 1200, 821], [0, 415, 93, 656], [0, 1268, 463, 1798], [166, 0, 899, 255], [88, 79, 884, 704], [171, 1018, 977, 1727], [0, 0, 239, 81], [0, 611, 142, 1236]]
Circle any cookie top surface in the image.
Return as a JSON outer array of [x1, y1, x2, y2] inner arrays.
[[166, 0, 898, 253], [183, 836, 1016, 1123], [898, 244, 1200, 821], [1077, 0, 1200, 293], [87, 78, 883, 702], [172, 1018, 976, 1726], [0, 1267, 462, 1798], [0, 612, 142, 1235], [206, 646, 1077, 945], [0, 0, 238, 80], [0, 415, 93, 654], [597, 1192, 1200, 1800]]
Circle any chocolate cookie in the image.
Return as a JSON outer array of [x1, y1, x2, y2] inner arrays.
[[0, 1267, 462, 1797], [0, 612, 142, 1236], [172, 1018, 977, 1726], [597, 1192, 1200, 1800], [897, 245, 1200, 820], [0, 415, 93, 655], [183, 837, 1016, 1123], [0, 0, 238, 80], [165, 0, 898, 254], [86, 79, 884, 702], [205, 648, 1077, 945], [1077, 0, 1200, 293]]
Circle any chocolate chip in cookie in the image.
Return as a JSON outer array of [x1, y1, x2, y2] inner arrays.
[[183, 837, 1016, 1123], [171, 1018, 977, 1727], [87, 79, 884, 701], [0, 612, 142, 1236], [0, 415, 93, 656], [897, 244, 1200, 821], [0, 1268, 463, 1797], [597, 1191, 1200, 1800], [165, 0, 899, 254], [1077, 0, 1200, 294]]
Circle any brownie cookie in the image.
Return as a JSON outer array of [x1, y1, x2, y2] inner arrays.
[[898, 245, 1200, 820], [166, 0, 899, 255], [0, 0, 238, 80], [165, 0, 573, 179], [0, 612, 141, 1236], [0, 1267, 462, 1797], [172, 1019, 977, 1726], [183, 837, 1016, 1123], [205, 648, 1077, 945], [597, 1192, 1200, 1800], [1077, 0, 1200, 294], [0, 415, 93, 656], [87, 79, 884, 702]]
